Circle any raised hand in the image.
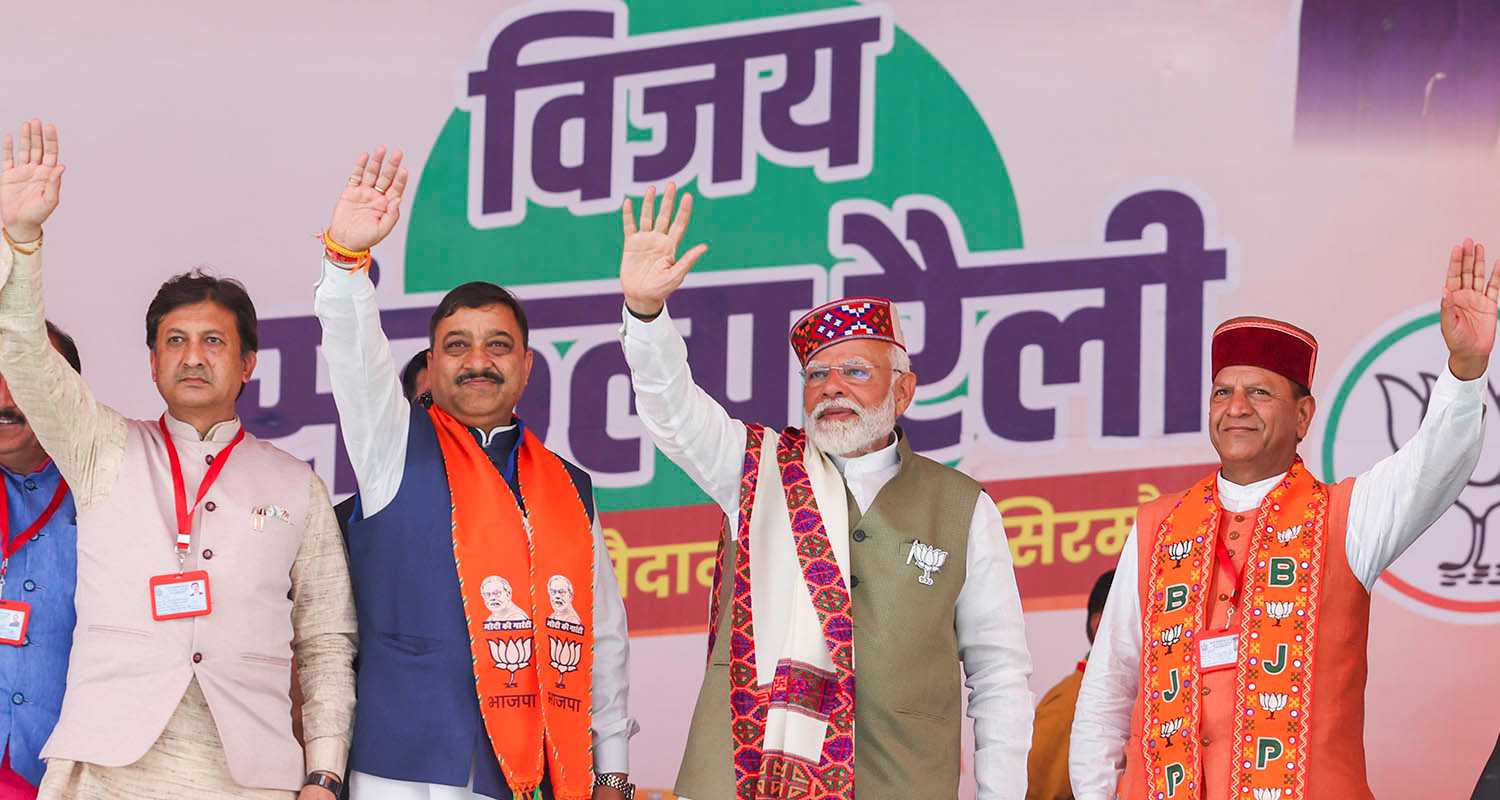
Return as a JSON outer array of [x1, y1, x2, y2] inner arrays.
[[1441, 237, 1500, 381], [1, 119, 65, 244], [620, 182, 707, 318], [327, 146, 408, 252]]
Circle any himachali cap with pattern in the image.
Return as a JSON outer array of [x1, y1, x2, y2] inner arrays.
[[789, 296, 907, 366], [1211, 315, 1319, 390]]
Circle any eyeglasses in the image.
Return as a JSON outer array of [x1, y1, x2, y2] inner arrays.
[[800, 363, 905, 385]]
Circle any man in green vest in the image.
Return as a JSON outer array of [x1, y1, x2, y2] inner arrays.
[[615, 184, 1035, 800]]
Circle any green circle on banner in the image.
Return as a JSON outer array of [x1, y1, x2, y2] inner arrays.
[[405, 0, 1022, 289], [1318, 312, 1438, 482], [403, 0, 1024, 511]]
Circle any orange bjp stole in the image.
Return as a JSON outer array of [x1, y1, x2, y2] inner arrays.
[[430, 406, 596, 800]]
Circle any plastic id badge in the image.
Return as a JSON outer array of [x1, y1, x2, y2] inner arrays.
[[150, 571, 212, 621]]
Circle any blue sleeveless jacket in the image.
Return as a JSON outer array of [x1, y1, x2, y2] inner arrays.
[[346, 406, 592, 799]]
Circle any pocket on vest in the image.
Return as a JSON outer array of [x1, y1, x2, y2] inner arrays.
[[893, 706, 948, 723], [85, 624, 151, 640], [239, 652, 292, 667], [375, 632, 442, 656]]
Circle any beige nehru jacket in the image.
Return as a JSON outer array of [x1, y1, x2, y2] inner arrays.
[[0, 244, 356, 789]]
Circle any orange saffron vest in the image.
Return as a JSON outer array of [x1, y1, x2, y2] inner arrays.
[[1116, 475, 1374, 800]]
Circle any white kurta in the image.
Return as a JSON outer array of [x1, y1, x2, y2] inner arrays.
[[619, 305, 1035, 800], [314, 262, 637, 799], [1068, 364, 1486, 799]]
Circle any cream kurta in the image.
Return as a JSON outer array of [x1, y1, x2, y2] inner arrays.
[[0, 242, 356, 798]]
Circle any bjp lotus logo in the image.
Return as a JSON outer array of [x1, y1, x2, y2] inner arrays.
[[1257, 692, 1288, 719], [1374, 371, 1500, 586], [906, 540, 948, 586], [1158, 624, 1183, 654], [1158, 717, 1183, 746], [1322, 308, 1500, 622], [1263, 600, 1295, 626], [549, 636, 582, 688], [488, 637, 532, 688], [1167, 540, 1193, 568]]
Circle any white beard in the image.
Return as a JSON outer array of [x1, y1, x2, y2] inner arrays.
[[804, 389, 897, 457]]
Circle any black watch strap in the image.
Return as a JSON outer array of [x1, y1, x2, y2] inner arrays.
[[305, 770, 344, 795]]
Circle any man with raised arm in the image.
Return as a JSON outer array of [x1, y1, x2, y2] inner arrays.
[[313, 146, 635, 800], [0, 119, 355, 799], [1069, 243, 1495, 799], [616, 184, 1035, 800]]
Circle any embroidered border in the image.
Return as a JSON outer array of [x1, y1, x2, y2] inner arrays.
[[1230, 464, 1327, 800], [773, 428, 856, 797], [728, 426, 768, 800], [1139, 476, 1216, 798]]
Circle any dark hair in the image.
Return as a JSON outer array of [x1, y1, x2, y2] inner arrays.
[[429, 282, 529, 348], [1292, 381, 1311, 399], [400, 349, 429, 402], [45, 320, 82, 374], [1086, 569, 1115, 634], [145, 270, 258, 354]]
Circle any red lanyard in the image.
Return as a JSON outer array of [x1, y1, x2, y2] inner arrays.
[[1213, 524, 1249, 626], [0, 467, 69, 589], [158, 416, 245, 566]]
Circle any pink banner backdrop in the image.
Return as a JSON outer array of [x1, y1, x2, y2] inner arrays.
[[5, 2, 1500, 797]]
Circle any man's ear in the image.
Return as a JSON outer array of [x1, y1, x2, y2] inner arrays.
[[1295, 394, 1317, 442], [892, 369, 919, 417]]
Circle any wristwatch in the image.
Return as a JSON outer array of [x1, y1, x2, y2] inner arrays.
[[304, 770, 344, 796], [594, 772, 636, 799]]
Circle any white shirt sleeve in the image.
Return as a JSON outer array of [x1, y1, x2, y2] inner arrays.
[[312, 260, 410, 516], [588, 503, 639, 773], [959, 494, 1035, 800], [1346, 364, 1487, 589], [1069, 522, 1141, 800], [618, 304, 748, 525]]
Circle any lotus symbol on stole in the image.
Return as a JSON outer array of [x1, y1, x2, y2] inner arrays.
[[488, 637, 532, 688], [1276, 525, 1302, 546], [1253, 789, 1285, 800], [1159, 718, 1183, 746], [1159, 624, 1183, 654], [549, 636, 582, 688], [906, 540, 948, 586], [1258, 692, 1288, 719], [1264, 600, 1295, 626], [1168, 540, 1193, 567]]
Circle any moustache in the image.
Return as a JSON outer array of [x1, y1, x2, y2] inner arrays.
[[455, 369, 505, 387], [813, 397, 865, 420], [176, 368, 213, 384], [0, 407, 26, 426]]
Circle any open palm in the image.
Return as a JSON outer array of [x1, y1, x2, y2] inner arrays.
[[1, 119, 65, 243], [619, 182, 707, 317], [327, 146, 408, 252], [1441, 238, 1500, 380]]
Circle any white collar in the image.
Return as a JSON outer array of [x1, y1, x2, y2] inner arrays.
[[828, 433, 900, 478], [1215, 470, 1288, 513], [162, 412, 242, 443], [473, 423, 518, 448]]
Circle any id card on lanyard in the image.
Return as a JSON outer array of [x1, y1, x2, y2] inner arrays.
[[151, 416, 244, 622], [0, 469, 68, 646], [1198, 529, 1246, 673]]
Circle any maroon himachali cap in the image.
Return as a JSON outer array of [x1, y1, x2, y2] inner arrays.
[[1211, 315, 1319, 390], [789, 297, 908, 366]]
